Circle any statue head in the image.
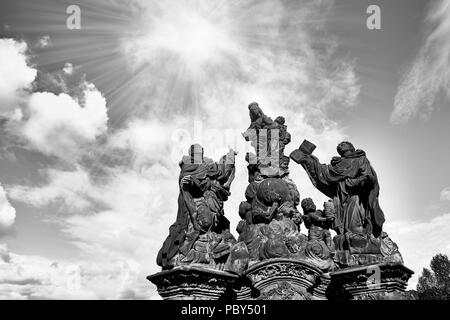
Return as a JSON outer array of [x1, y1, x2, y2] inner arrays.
[[248, 102, 263, 121], [292, 211, 303, 226], [337, 141, 355, 157], [275, 116, 285, 125], [301, 197, 316, 214], [188, 144, 204, 164]]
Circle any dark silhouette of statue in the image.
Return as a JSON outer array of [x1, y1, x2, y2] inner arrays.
[[291, 140, 385, 255], [150, 108, 412, 300], [243, 102, 292, 178], [157, 144, 237, 270], [301, 198, 334, 248]]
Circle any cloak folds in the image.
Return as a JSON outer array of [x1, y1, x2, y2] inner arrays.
[[156, 160, 217, 268], [296, 149, 385, 237]]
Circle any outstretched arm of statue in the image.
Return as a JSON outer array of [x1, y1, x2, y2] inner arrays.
[[290, 151, 337, 199]]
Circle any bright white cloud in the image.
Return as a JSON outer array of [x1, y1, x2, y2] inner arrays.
[[125, 0, 359, 115], [8, 168, 94, 211], [0, 38, 107, 160], [392, 0, 450, 124], [109, 117, 187, 168], [384, 213, 450, 289], [0, 184, 16, 233], [126, 5, 236, 69], [0, 38, 37, 116], [0, 244, 149, 299], [14, 166, 175, 298], [440, 187, 450, 201], [7, 161, 177, 299], [22, 83, 108, 160]]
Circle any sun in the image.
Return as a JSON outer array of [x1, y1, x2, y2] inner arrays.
[[160, 12, 227, 62], [127, 3, 237, 70]]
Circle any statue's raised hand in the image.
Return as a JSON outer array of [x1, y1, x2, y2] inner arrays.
[[180, 175, 192, 187]]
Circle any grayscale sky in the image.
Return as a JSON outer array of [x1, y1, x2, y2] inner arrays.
[[0, 0, 449, 299]]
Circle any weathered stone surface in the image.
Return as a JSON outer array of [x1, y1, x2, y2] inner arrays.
[[148, 261, 415, 300], [157, 146, 242, 271], [327, 263, 414, 300], [147, 265, 238, 300], [290, 140, 405, 268], [149, 105, 415, 300], [223, 241, 250, 275], [312, 273, 331, 300], [244, 258, 322, 300]]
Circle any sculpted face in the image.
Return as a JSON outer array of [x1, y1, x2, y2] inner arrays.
[[337, 141, 355, 157], [248, 102, 262, 121], [275, 116, 285, 125], [301, 197, 316, 214]]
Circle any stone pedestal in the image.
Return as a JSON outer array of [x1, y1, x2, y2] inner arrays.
[[243, 259, 322, 300], [149, 261, 414, 300], [147, 265, 238, 300], [311, 273, 331, 300], [327, 263, 414, 300]]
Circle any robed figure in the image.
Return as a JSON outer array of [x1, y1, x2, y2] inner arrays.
[[291, 141, 385, 254], [157, 144, 237, 269]]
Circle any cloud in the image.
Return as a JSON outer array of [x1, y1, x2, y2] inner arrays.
[[7, 153, 178, 299], [8, 168, 95, 211], [124, 0, 359, 120], [384, 213, 450, 289], [440, 187, 450, 201], [0, 38, 106, 161], [0, 244, 148, 299], [0, 184, 16, 235], [36, 35, 51, 49], [63, 63, 74, 75], [21, 83, 108, 160], [0, 38, 37, 116], [391, 0, 450, 124]]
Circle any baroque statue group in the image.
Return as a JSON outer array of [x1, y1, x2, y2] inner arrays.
[[150, 102, 412, 300]]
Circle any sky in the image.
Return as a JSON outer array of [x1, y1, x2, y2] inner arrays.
[[0, 0, 449, 299]]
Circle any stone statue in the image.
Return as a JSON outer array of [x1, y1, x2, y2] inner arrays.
[[237, 102, 308, 265], [243, 102, 292, 178], [149, 108, 413, 301], [301, 198, 334, 248], [290, 140, 402, 266], [301, 198, 335, 270], [157, 144, 239, 270]]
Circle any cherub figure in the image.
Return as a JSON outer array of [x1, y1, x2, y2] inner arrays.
[[301, 198, 334, 250]]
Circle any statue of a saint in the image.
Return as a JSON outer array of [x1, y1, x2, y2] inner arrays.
[[291, 141, 385, 255], [157, 144, 237, 269]]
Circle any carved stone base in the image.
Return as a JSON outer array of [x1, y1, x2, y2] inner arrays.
[[147, 265, 238, 300], [327, 263, 414, 300], [243, 258, 322, 300], [334, 250, 403, 268], [149, 262, 414, 300], [312, 273, 331, 300]]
